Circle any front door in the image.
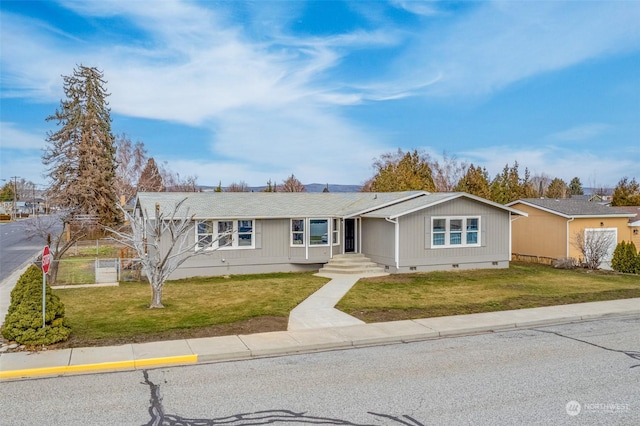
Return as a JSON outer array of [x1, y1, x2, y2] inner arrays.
[[345, 218, 356, 253]]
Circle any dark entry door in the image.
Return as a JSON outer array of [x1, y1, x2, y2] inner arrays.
[[345, 219, 355, 253]]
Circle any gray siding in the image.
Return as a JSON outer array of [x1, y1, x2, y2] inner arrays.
[[398, 198, 511, 270], [165, 218, 337, 279], [361, 218, 395, 265]]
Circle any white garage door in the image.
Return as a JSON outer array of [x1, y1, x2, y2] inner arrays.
[[584, 228, 617, 268]]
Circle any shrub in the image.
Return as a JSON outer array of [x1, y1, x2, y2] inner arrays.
[[552, 257, 576, 269], [1, 265, 71, 345], [611, 241, 639, 274]]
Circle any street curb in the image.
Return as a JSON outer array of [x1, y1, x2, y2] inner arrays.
[[0, 354, 198, 380], [1, 305, 639, 381]]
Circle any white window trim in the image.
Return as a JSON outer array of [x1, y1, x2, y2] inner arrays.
[[291, 218, 305, 246], [290, 218, 334, 247], [309, 218, 330, 247], [431, 216, 481, 248], [196, 219, 255, 251]]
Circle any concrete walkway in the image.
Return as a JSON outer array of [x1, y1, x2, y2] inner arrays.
[[288, 274, 366, 330], [2, 268, 640, 381]]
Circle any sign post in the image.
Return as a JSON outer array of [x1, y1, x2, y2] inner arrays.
[[41, 246, 51, 329]]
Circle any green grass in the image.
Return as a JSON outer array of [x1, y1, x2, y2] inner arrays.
[[54, 259, 96, 285], [50, 262, 639, 347], [54, 272, 328, 344], [336, 262, 640, 322]]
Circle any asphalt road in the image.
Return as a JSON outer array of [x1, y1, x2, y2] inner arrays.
[[0, 217, 51, 282], [1, 315, 638, 425]]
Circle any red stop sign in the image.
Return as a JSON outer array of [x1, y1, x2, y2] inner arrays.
[[42, 246, 51, 274]]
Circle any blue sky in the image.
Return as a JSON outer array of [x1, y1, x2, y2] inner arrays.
[[1, 0, 639, 189]]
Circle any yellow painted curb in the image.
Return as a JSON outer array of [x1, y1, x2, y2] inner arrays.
[[134, 354, 198, 368], [0, 365, 68, 380], [66, 360, 136, 374], [0, 354, 199, 380]]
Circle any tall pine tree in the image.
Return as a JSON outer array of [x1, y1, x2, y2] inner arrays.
[[455, 164, 491, 200], [43, 65, 119, 225]]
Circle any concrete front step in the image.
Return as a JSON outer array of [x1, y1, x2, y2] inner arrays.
[[319, 254, 387, 275]]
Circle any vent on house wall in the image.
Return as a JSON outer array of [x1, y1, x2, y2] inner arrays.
[[385, 265, 389, 270], [452, 264, 459, 268], [410, 266, 417, 271], [492, 261, 498, 266]]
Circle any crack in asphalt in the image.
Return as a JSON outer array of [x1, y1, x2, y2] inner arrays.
[[534, 329, 640, 368], [140, 370, 425, 426]]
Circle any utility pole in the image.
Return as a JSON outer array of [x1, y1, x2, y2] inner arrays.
[[11, 176, 19, 221]]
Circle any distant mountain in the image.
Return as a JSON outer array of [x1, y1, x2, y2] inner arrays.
[[304, 183, 362, 193], [198, 183, 363, 193]]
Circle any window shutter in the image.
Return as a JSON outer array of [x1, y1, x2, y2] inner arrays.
[[424, 216, 431, 249], [481, 216, 487, 247], [255, 220, 262, 249]]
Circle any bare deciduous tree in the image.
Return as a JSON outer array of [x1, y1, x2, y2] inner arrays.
[[226, 181, 250, 192], [159, 162, 200, 192], [108, 199, 230, 308], [572, 229, 616, 270], [431, 152, 468, 192], [279, 174, 306, 192], [114, 134, 147, 202], [25, 213, 93, 284]]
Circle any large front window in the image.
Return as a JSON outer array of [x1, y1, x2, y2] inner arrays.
[[310, 219, 328, 245], [431, 217, 481, 248], [291, 218, 333, 246], [196, 219, 254, 250]]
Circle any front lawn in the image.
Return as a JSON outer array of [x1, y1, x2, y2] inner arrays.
[[53, 272, 328, 348], [337, 262, 640, 322]]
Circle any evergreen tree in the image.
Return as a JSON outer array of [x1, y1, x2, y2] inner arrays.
[[455, 164, 491, 200], [262, 179, 276, 192], [137, 158, 165, 192], [367, 149, 435, 192], [489, 162, 524, 204], [611, 177, 640, 206], [214, 181, 223, 192], [43, 65, 119, 225], [569, 177, 584, 196], [545, 178, 569, 199], [0, 182, 14, 202]]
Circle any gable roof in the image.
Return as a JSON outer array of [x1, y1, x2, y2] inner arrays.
[[136, 191, 526, 221], [614, 206, 640, 225], [135, 191, 427, 220], [507, 198, 635, 219], [362, 192, 527, 219]]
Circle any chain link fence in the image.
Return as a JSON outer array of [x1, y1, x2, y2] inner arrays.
[[49, 239, 144, 285]]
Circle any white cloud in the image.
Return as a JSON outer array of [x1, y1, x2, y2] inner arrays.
[[0, 122, 46, 149], [549, 124, 611, 142], [401, 1, 640, 97], [390, 0, 440, 16], [210, 104, 384, 185], [462, 144, 636, 187]]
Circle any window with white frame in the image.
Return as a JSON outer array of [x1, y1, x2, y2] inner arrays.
[[291, 218, 333, 246], [332, 218, 340, 245], [238, 220, 253, 247], [431, 217, 480, 248], [291, 219, 304, 245], [310, 219, 329, 245], [196, 219, 254, 250]]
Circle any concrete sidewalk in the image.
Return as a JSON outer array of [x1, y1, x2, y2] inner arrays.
[[2, 297, 639, 381], [288, 273, 378, 330]]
